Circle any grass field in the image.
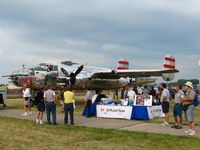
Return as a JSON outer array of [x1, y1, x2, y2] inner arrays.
[[0, 117, 200, 150], [1, 97, 200, 150]]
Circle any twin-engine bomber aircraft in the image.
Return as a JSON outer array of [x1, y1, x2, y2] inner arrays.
[[3, 55, 179, 90]]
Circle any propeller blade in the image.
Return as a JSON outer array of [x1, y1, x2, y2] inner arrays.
[[2, 75, 11, 77], [74, 65, 84, 76], [60, 67, 69, 77]]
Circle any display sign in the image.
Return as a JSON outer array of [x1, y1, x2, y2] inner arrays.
[[96, 105, 133, 120], [147, 105, 165, 119], [134, 95, 152, 106]]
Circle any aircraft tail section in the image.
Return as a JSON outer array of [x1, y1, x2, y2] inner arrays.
[[162, 55, 176, 81], [163, 55, 176, 70], [117, 59, 129, 70]]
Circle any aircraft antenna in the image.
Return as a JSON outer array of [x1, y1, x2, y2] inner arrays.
[[22, 65, 25, 73]]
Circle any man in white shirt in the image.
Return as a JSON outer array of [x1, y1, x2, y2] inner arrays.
[[128, 87, 136, 101], [22, 84, 32, 116], [85, 88, 93, 117], [44, 85, 57, 125], [160, 83, 170, 127]]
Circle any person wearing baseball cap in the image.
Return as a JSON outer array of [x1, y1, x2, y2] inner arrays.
[[182, 81, 196, 136]]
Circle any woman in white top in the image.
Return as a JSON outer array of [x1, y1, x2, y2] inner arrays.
[[22, 84, 32, 116], [128, 87, 136, 101]]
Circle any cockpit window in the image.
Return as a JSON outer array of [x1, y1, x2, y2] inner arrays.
[[29, 69, 35, 75], [34, 64, 48, 71]]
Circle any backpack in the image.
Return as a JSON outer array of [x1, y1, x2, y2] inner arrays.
[[193, 95, 199, 106]]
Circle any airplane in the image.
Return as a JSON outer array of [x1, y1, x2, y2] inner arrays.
[[2, 55, 179, 90]]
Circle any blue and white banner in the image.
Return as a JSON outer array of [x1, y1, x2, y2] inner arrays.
[[97, 105, 133, 120]]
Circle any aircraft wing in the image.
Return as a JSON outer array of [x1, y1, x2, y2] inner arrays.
[[90, 69, 179, 79]]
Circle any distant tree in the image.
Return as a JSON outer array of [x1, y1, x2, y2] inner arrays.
[[190, 79, 199, 85], [177, 79, 185, 85], [168, 82, 177, 87], [177, 79, 199, 85]]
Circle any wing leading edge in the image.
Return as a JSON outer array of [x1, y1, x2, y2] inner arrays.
[[90, 69, 179, 79]]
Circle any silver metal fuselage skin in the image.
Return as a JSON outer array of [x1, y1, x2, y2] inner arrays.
[[11, 63, 129, 90]]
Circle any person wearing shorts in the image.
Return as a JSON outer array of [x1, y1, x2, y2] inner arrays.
[[182, 81, 196, 136], [160, 83, 170, 127], [171, 84, 184, 129], [22, 84, 32, 116], [36, 88, 45, 124]]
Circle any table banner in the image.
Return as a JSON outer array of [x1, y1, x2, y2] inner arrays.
[[97, 105, 133, 120], [147, 105, 165, 119]]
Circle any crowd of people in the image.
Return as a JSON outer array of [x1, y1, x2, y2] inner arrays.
[[120, 81, 197, 136], [22, 84, 91, 126], [158, 81, 197, 136], [21, 81, 198, 136]]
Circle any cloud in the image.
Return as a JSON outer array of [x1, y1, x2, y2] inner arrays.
[[0, 0, 200, 84]]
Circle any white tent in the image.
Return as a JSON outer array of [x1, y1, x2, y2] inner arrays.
[[7, 84, 22, 90]]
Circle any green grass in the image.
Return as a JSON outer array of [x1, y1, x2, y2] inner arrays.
[[1, 98, 200, 149], [0, 117, 199, 150]]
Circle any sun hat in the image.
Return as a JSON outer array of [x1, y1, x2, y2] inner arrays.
[[185, 81, 193, 89]]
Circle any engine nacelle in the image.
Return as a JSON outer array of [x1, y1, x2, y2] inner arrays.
[[162, 73, 175, 81]]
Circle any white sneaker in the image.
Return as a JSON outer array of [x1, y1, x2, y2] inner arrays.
[[184, 129, 192, 134], [39, 120, 44, 125], [22, 112, 28, 116], [36, 119, 39, 124], [189, 130, 196, 136], [161, 122, 169, 127], [28, 112, 33, 115]]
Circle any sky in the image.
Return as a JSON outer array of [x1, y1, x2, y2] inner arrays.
[[0, 0, 199, 84]]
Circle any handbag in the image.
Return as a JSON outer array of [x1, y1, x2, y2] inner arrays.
[[193, 95, 199, 107]]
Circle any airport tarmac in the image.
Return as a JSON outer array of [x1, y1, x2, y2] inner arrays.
[[0, 109, 199, 137]]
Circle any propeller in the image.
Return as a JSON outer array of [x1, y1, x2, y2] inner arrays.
[[61, 65, 84, 85], [60, 67, 69, 77], [2, 74, 20, 85]]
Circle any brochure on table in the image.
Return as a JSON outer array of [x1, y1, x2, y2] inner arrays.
[[134, 95, 152, 106]]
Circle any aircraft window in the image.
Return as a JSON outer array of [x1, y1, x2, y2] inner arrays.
[[34, 65, 48, 71], [53, 65, 58, 71], [47, 65, 58, 71]]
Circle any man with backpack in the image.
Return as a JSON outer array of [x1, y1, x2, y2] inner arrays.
[[182, 81, 196, 136]]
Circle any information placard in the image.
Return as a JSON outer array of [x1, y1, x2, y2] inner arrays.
[[97, 105, 133, 120]]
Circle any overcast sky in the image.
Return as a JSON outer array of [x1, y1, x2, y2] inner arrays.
[[0, 0, 199, 84]]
